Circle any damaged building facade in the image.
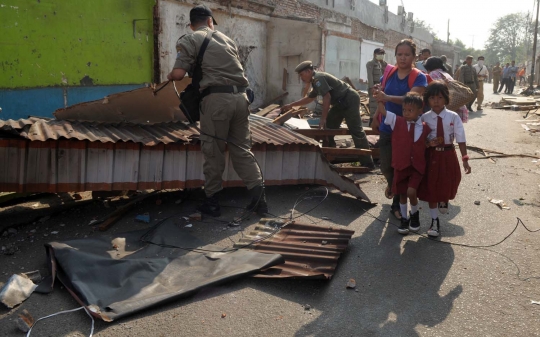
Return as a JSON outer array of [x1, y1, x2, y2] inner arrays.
[[0, 0, 458, 120]]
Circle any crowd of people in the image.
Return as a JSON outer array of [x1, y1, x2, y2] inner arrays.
[[366, 40, 471, 238]]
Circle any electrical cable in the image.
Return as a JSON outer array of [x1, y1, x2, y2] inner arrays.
[[171, 80, 266, 227], [27, 306, 94, 337]]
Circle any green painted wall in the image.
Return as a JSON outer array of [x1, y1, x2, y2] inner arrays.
[[0, 0, 155, 89]]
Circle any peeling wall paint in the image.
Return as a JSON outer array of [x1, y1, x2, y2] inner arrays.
[[266, 18, 321, 105], [0, 0, 155, 89], [158, 0, 268, 107]]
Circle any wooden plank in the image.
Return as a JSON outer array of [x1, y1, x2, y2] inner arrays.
[[321, 147, 372, 156], [332, 166, 372, 174], [342, 76, 357, 90], [272, 108, 307, 125], [263, 92, 289, 107], [282, 68, 288, 91], [98, 192, 155, 231], [292, 127, 377, 137], [255, 104, 280, 117]]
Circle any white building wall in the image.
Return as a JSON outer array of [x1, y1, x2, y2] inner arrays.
[[158, 0, 269, 107], [325, 36, 361, 87]]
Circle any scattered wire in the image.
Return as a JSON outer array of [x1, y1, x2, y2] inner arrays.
[[27, 306, 94, 337], [360, 207, 540, 281]]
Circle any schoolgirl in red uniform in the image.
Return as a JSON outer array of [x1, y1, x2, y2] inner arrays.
[[419, 81, 472, 237]]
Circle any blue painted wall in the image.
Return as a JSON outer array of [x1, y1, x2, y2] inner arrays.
[[0, 85, 144, 120]]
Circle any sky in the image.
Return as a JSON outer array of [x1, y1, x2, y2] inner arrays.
[[370, 0, 537, 49]]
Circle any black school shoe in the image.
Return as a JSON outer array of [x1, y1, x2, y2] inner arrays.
[[427, 218, 440, 237], [409, 210, 420, 232], [197, 194, 221, 217], [398, 217, 410, 235]]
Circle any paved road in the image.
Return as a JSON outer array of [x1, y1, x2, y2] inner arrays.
[[1, 82, 540, 336]]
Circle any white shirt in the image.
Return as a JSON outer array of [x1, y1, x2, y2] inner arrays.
[[384, 110, 425, 142], [421, 108, 466, 144], [473, 64, 489, 81]]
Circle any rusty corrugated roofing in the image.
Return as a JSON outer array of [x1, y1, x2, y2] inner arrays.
[[0, 115, 319, 146], [240, 219, 354, 279]]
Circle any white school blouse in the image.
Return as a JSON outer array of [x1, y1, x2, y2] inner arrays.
[[421, 108, 466, 144]]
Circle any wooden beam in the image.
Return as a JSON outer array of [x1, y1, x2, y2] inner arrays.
[[321, 147, 372, 156], [282, 68, 288, 91], [332, 166, 372, 174], [292, 127, 377, 137], [255, 104, 280, 117], [272, 107, 307, 125], [342, 76, 357, 90]]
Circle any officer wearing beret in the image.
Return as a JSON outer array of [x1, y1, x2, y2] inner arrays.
[[167, 5, 267, 217], [283, 61, 374, 168]]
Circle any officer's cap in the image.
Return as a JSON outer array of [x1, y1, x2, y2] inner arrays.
[[190, 5, 218, 25], [374, 48, 385, 54], [466, 55, 474, 60], [295, 61, 314, 73]]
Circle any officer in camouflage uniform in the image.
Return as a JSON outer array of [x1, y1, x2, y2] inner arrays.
[[167, 5, 267, 217], [366, 48, 387, 124], [283, 61, 374, 168]]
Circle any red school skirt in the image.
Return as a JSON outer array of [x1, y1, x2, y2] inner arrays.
[[417, 147, 461, 203]]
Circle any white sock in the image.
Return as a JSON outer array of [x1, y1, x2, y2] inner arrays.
[[400, 203, 408, 219], [411, 204, 418, 214], [429, 208, 438, 220]]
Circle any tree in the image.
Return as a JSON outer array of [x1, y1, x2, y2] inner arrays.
[[484, 13, 532, 64], [414, 19, 438, 39]]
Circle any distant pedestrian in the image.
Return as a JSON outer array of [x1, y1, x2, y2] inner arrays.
[[473, 56, 489, 111], [508, 60, 518, 94], [415, 48, 431, 72], [458, 56, 478, 112], [377, 93, 431, 235], [518, 67, 526, 86], [440, 55, 453, 77], [492, 62, 502, 94], [418, 81, 471, 238], [498, 63, 511, 94]]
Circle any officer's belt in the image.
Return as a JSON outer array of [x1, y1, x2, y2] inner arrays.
[[464, 81, 475, 84], [201, 85, 247, 98]]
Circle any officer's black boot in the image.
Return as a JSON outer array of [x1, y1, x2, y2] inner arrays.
[[197, 194, 221, 217], [246, 185, 269, 215]]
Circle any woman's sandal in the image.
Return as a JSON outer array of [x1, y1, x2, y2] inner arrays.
[[384, 186, 394, 199]]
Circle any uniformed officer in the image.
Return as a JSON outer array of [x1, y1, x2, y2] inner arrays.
[[167, 4, 267, 217], [458, 55, 478, 112], [282, 61, 374, 168], [366, 48, 387, 124], [492, 62, 502, 94]]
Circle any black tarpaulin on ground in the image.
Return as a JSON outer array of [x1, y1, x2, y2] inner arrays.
[[44, 221, 285, 322]]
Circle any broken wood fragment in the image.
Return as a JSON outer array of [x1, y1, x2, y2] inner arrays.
[[255, 104, 280, 117], [272, 107, 307, 125], [332, 166, 372, 174], [98, 192, 156, 231], [321, 147, 372, 156], [282, 68, 288, 91]]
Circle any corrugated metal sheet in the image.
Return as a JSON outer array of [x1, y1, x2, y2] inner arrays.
[[240, 219, 355, 279], [0, 115, 318, 147], [0, 138, 371, 202]]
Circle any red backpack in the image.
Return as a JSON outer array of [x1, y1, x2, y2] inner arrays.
[[380, 66, 422, 92]]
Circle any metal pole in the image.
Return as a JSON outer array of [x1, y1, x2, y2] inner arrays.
[[447, 19, 450, 44], [529, 0, 539, 88]]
